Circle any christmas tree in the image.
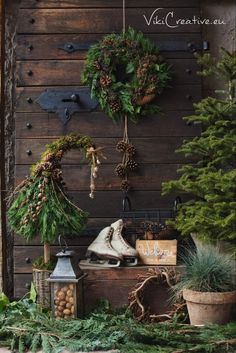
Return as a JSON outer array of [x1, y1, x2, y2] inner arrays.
[[162, 48, 236, 253]]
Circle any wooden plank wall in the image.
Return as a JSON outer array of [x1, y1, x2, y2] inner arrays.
[[14, 0, 201, 297]]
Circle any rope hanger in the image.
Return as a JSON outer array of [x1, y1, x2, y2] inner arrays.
[[123, 0, 126, 33]]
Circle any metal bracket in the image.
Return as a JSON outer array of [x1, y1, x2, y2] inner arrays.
[[59, 41, 210, 53], [36, 87, 98, 125], [187, 41, 209, 53]]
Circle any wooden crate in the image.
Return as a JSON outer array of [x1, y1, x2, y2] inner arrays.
[[80, 265, 183, 314], [136, 240, 177, 265]]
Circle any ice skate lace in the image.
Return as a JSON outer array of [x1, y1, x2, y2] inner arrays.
[[106, 228, 114, 249], [117, 225, 130, 249]]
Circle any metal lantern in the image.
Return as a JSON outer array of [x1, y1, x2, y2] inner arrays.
[[48, 239, 85, 319]]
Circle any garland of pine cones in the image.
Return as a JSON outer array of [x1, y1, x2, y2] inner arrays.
[[82, 27, 171, 122], [115, 116, 139, 192], [7, 133, 103, 244]]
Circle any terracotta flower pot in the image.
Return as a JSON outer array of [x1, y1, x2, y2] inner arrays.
[[183, 288, 236, 325]]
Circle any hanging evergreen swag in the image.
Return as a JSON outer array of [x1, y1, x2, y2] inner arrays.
[[82, 27, 171, 122], [8, 134, 103, 244]]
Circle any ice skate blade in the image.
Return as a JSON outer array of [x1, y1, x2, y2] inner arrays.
[[123, 257, 138, 267], [80, 258, 121, 268]]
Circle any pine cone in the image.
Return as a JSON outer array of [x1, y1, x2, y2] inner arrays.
[[115, 164, 126, 178], [127, 143, 136, 156], [150, 75, 158, 83], [55, 150, 63, 159], [102, 38, 114, 46], [109, 100, 121, 113], [120, 180, 131, 192], [44, 153, 54, 162], [127, 159, 138, 171], [116, 140, 128, 152], [137, 67, 143, 78], [100, 75, 112, 87], [145, 86, 156, 95], [93, 60, 101, 70]]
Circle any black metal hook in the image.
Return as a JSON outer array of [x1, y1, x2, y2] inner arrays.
[[174, 196, 182, 213], [122, 194, 132, 212]]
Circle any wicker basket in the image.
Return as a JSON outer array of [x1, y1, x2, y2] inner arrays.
[[33, 268, 51, 308]]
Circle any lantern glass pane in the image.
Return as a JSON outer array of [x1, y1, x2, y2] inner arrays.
[[53, 282, 77, 319]]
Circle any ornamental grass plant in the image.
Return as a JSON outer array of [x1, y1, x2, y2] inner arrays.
[[173, 246, 236, 295]]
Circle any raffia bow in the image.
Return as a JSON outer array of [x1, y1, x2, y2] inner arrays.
[[86, 146, 106, 198]]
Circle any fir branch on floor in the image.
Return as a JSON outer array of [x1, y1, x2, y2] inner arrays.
[[0, 299, 235, 353]]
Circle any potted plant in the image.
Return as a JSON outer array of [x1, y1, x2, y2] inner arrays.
[[162, 48, 236, 255], [8, 133, 102, 305], [173, 246, 236, 325]]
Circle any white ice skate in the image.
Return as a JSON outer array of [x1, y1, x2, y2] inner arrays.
[[80, 226, 123, 268], [111, 219, 138, 266]]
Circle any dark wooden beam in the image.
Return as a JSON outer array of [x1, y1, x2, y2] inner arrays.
[[0, 0, 8, 294]]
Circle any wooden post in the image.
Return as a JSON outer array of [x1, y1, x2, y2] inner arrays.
[[0, 0, 8, 294], [44, 243, 50, 264]]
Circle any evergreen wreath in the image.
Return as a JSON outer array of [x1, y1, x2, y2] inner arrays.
[[7, 133, 103, 262], [82, 27, 171, 122]]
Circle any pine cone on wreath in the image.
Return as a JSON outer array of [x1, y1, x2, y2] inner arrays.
[[116, 140, 128, 152], [150, 75, 159, 83], [100, 75, 112, 87], [93, 60, 101, 70], [127, 159, 139, 171], [145, 86, 157, 95], [120, 180, 131, 192], [109, 99, 121, 113], [115, 164, 126, 178], [102, 38, 115, 47]]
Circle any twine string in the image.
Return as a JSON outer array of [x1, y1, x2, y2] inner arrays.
[[122, 0, 126, 33]]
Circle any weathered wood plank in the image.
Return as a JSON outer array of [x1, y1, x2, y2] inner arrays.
[[16, 85, 201, 112], [16, 58, 200, 87], [15, 111, 200, 138], [14, 234, 92, 246], [70, 191, 180, 218], [14, 246, 87, 273], [14, 218, 118, 245], [80, 265, 185, 281], [20, 0, 199, 9], [16, 33, 201, 60], [16, 245, 182, 274], [16, 60, 84, 86], [17, 8, 200, 34], [15, 163, 181, 191], [15, 137, 189, 164], [83, 279, 141, 313], [11, 189, 178, 218], [14, 274, 33, 298]]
